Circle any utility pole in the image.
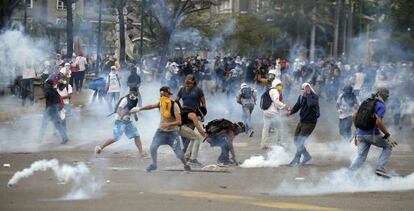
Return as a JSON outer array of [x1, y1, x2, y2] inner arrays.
[[96, 0, 103, 72], [140, 0, 145, 67]]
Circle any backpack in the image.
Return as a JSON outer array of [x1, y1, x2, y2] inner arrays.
[[260, 88, 275, 110], [354, 97, 378, 130], [107, 95, 138, 117], [240, 87, 253, 99], [204, 118, 233, 138]]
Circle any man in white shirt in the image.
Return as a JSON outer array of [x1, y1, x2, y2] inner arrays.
[[75, 53, 88, 93], [261, 79, 290, 150], [95, 87, 147, 157], [353, 68, 365, 97], [57, 80, 73, 129], [106, 66, 121, 111]]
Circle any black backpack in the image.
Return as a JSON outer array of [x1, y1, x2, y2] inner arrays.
[[107, 95, 138, 117], [204, 118, 233, 138], [260, 88, 275, 110], [241, 87, 253, 99], [354, 97, 378, 130]]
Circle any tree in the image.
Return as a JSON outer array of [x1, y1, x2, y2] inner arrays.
[[147, 0, 220, 67], [62, 0, 76, 58], [0, 0, 20, 31], [117, 0, 128, 68]]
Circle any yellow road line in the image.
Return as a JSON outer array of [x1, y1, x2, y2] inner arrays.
[[163, 191, 341, 211]]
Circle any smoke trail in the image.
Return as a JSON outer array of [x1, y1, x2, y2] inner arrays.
[[7, 159, 101, 200], [240, 145, 291, 168], [276, 167, 414, 195]]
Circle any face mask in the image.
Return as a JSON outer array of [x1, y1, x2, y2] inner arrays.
[[129, 94, 137, 100], [276, 84, 283, 92]]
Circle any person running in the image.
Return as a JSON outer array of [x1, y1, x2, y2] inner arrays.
[[349, 88, 397, 177], [37, 79, 68, 144], [287, 83, 320, 166], [94, 87, 147, 157], [261, 79, 289, 149], [336, 85, 360, 142], [133, 86, 191, 172], [236, 83, 257, 137]]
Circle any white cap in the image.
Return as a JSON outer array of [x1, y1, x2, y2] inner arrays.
[[64, 63, 70, 66], [240, 83, 248, 89], [111, 66, 116, 70]]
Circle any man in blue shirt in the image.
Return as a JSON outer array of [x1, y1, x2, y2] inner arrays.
[[176, 74, 207, 155], [349, 88, 397, 177]]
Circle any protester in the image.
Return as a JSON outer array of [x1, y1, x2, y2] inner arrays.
[[349, 88, 397, 177], [176, 74, 207, 153], [205, 119, 245, 165], [287, 83, 320, 166], [236, 83, 257, 137], [261, 79, 289, 149], [21, 61, 36, 106], [336, 85, 360, 142], [106, 66, 121, 111], [37, 79, 68, 144], [74, 52, 88, 93], [134, 86, 191, 172], [127, 67, 142, 107], [178, 106, 207, 165], [94, 87, 147, 157], [56, 80, 73, 129]]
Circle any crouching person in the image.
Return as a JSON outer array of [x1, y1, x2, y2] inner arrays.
[[132, 86, 191, 172], [204, 119, 246, 165]]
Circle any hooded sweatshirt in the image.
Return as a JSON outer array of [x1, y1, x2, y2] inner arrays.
[[290, 83, 320, 123], [264, 79, 286, 117]]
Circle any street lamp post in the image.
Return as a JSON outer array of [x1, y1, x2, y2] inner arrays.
[[140, 0, 145, 68]]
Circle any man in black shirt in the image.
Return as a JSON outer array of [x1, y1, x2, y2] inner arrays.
[[37, 80, 69, 144], [287, 83, 320, 166]]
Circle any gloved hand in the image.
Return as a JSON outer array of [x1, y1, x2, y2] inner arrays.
[[386, 136, 398, 147]]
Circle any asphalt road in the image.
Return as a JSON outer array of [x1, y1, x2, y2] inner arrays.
[[0, 85, 413, 211]]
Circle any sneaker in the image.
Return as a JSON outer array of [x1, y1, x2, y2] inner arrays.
[[94, 146, 102, 155], [375, 169, 391, 179], [301, 155, 312, 165], [184, 164, 191, 171], [140, 152, 149, 158], [61, 139, 69, 145], [146, 164, 157, 172], [288, 160, 300, 167], [189, 159, 203, 166], [248, 130, 254, 137]]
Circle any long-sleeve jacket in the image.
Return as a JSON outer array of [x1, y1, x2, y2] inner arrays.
[[290, 93, 320, 123]]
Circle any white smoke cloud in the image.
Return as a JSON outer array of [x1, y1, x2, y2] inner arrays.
[[7, 159, 101, 200], [276, 167, 414, 196], [240, 145, 291, 168]]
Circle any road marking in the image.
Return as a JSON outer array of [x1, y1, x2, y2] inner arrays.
[[163, 191, 341, 211]]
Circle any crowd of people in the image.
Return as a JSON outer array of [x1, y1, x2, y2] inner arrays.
[[8, 50, 414, 177]]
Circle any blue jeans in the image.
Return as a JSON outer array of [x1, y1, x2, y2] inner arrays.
[[291, 123, 316, 164], [38, 105, 68, 143], [209, 135, 231, 164], [339, 116, 353, 142], [21, 78, 34, 106], [242, 104, 254, 131], [150, 129, 184, 167], [349, 135, 392, 171]]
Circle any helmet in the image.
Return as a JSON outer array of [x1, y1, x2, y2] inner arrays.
[[240, 83, 248, 89]]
